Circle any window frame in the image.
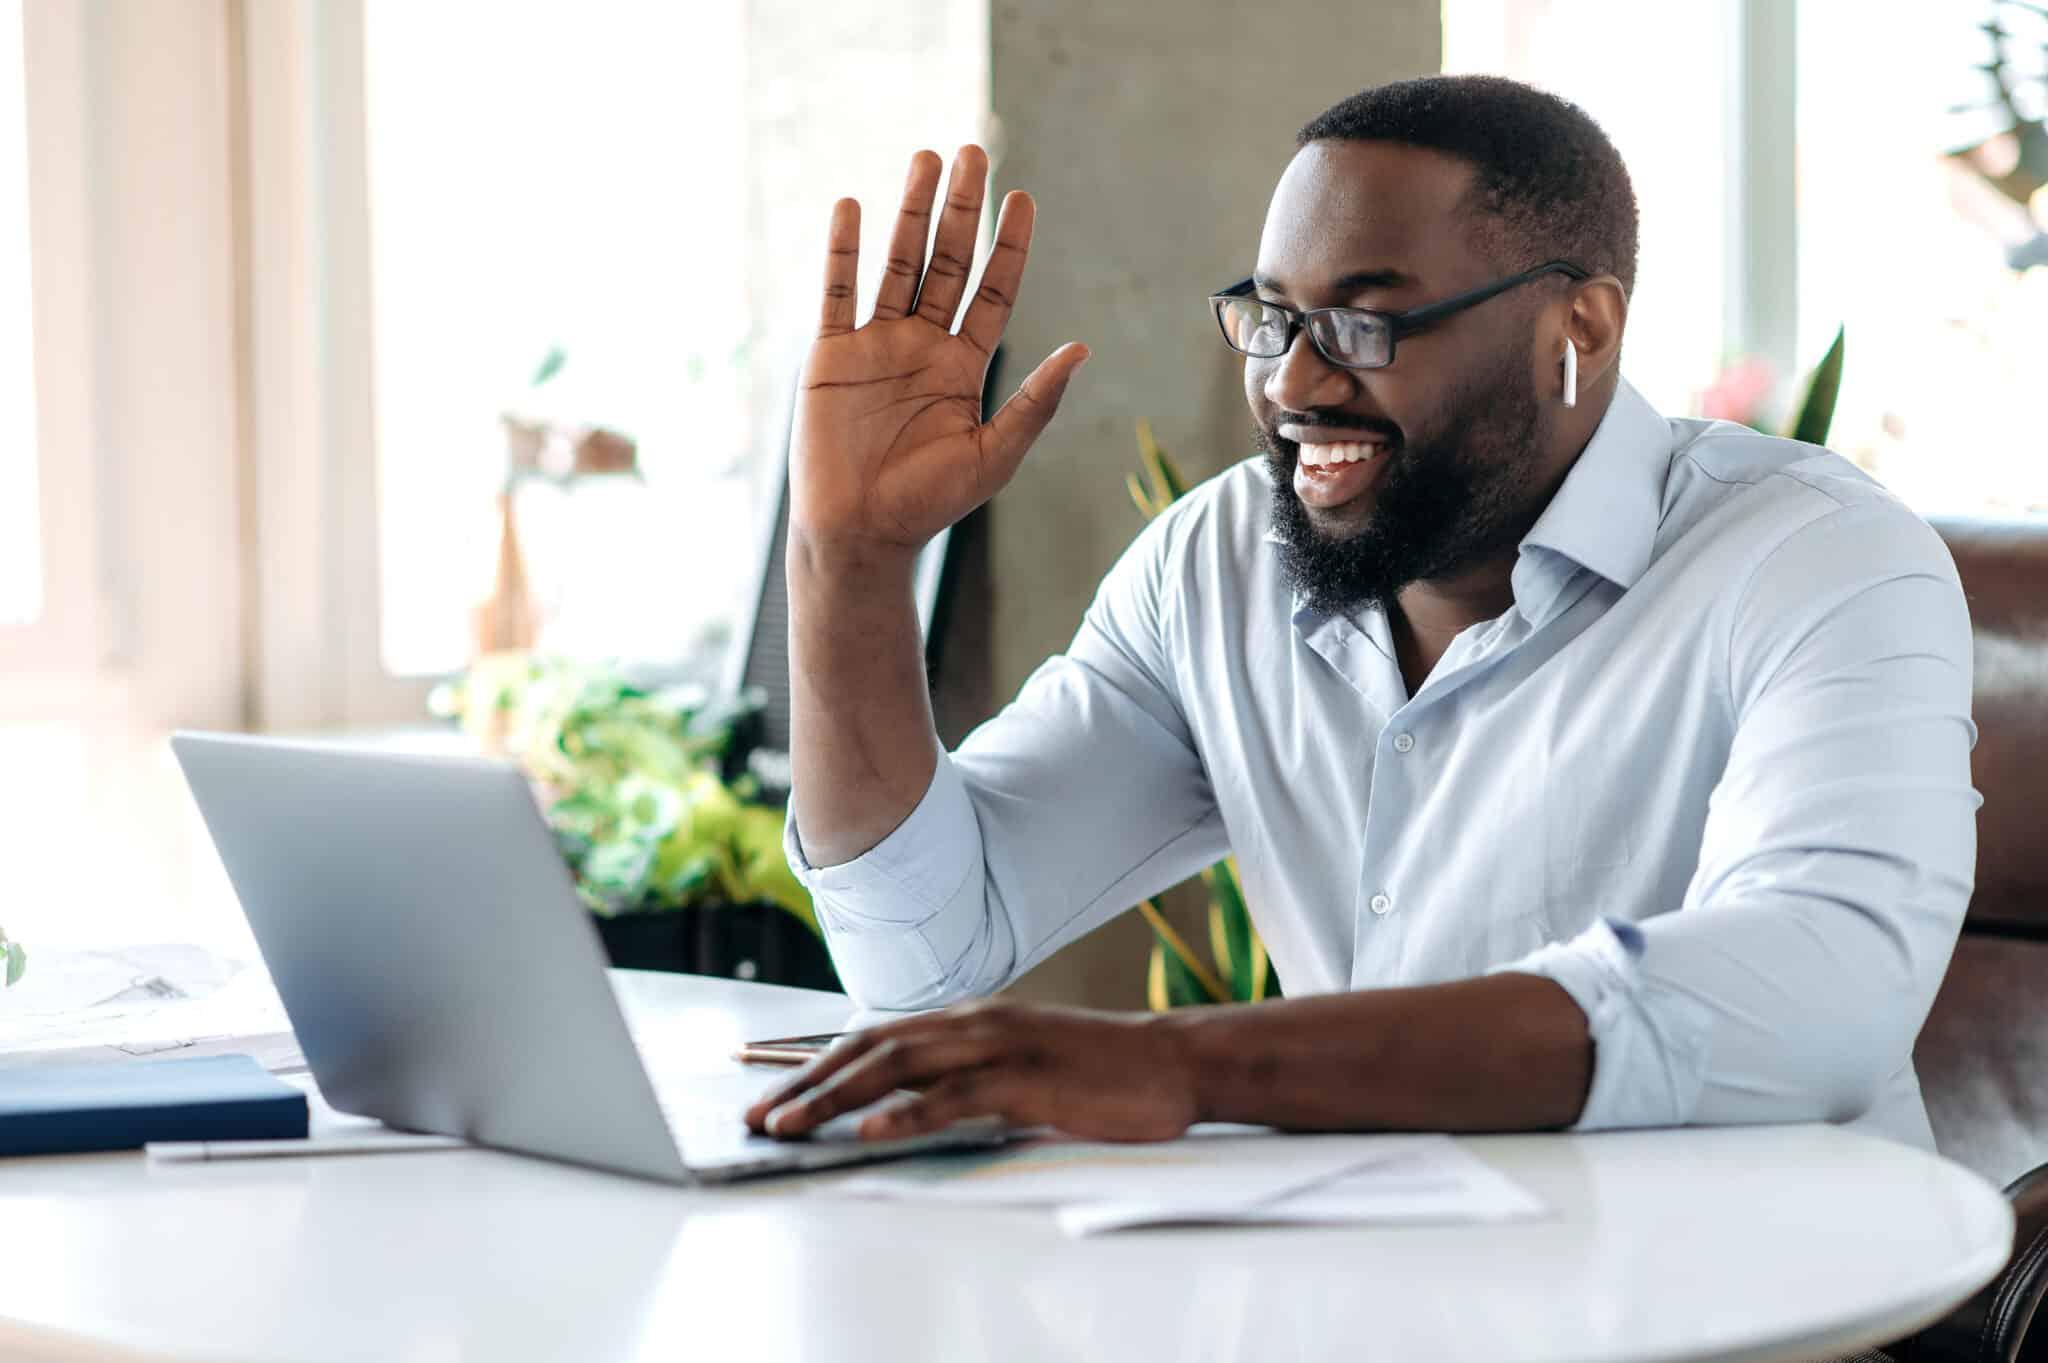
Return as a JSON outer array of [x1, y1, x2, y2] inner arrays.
[[237, 0, 432, 731], [1725, 0, 1800, 385], [0, 0, 249, 732]]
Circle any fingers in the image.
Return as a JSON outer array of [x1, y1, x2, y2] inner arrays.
[[817, 198, 861, 338], [978, 342, 1091, 476], [871, 151, 943, 323], [749, 1026, 1009, 1138], [743, 1028, 890, 1128], [911, 145, 990, 330], [956, 191, 1034, 356], [742, 1012, 957, 1129], [856, 1071, 1015, 1141]]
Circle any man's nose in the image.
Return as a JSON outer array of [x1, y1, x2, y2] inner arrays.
[[1262, 329, 1354, 414]]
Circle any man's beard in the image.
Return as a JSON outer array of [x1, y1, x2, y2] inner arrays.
[[1259, 344, 1548, 618]]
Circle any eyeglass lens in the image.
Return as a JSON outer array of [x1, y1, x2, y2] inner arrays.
[[1307, 310, 1391, 368], [1215, 297, 1392, 368], [1215, 297, 1290, 356]]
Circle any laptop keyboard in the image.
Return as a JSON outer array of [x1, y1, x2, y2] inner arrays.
[[634, 1062, 1014, 1180], [647, 1071, 865, 1163], [658, 1096, 780, 1158]]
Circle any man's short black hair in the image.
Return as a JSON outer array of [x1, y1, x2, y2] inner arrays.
[[1297, 74, 1639, 298]]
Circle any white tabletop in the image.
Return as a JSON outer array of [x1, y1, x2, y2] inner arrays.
[[0, 972, 2014, 1363]]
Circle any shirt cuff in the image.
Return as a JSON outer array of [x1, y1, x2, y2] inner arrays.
[[782, 752, 980, 927], [1489, 917, 1716, 1131]]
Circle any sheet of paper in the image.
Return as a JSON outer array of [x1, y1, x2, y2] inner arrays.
[[1055, 1135, 1545, 1236], [0, 942, 240, 1018], [0, 950, 302, 1074], [826, 1126, 1426, 1209]]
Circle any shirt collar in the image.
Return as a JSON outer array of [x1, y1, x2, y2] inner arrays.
[[1264, 375, 1672, 631], [1515, 374, 1669, 602]]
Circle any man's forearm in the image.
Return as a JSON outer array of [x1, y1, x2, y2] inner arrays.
[[786, 530, 943, 868], [1162, 972, 1594, 1131]]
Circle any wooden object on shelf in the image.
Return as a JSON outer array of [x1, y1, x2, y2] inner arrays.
[[472, 490, 538, 658]]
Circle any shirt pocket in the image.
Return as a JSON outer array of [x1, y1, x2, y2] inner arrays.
[[1542, 783, 1635, 937]]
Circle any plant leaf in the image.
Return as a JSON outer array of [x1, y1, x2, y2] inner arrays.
[[1248, 928, 1274, 1002], [1203, 858, 1256, 1002], [1164, 942, 1210, 1008], [5, 941, 26, 987], [729, 805, 817, 933], [1126, 472, 1161, 522], [1135, 898, 1226, 1003], [529, 346, 566, 388], [1136, 419, 1164, 500], [651, 848, 717, 900], [1152, 446, 1188, 503], [1207, 896, 1234, 993], [1147, 939, 1211, 1011], [1138, 422, 1187, 505], [1147, 941, 1167, 1012], [550, 826, 595, 872], [1785, 325, 1845, 447], [582, 836, 658, 910], [616, 776, 684, 840]]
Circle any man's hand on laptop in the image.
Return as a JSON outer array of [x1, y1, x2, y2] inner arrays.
[[743, 1001, 1197, 1143]]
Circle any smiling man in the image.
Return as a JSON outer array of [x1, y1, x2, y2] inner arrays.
[[748, 76, 1980, 1148]]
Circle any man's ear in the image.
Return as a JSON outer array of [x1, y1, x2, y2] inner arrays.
[[1562, 276, 1627, 391]]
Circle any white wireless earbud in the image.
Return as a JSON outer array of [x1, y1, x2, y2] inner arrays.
[[1561, 339, 1578, 409]]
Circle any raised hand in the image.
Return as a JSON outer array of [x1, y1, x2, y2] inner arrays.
[[788, 145, 1089, 563]]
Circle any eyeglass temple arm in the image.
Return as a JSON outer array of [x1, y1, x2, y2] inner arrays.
[[1389, 261, 1589, 335], [1210, 261, 1586, 327]]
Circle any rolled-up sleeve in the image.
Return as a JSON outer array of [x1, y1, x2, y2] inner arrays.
[[1495, 498, 1982, 1132], [785, 503, 1230, 1010]]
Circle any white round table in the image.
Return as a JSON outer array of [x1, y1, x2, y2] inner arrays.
[[0, 973, 2013, 1363]]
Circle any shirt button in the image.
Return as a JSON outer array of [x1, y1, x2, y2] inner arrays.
[[1392, 732, 1415, 753], [1369, 893, 1392, 915]]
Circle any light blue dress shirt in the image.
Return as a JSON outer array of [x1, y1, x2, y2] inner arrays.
[[783, 378, 1981, 1145]]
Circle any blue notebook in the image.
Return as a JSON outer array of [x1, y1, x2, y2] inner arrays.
[[0, 1053, 308, 1157]]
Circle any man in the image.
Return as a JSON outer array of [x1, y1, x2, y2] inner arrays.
[[745, 75, 1980, 1148]]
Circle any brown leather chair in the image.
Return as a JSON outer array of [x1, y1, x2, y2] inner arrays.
[[1849, 516, 2048, 1363]]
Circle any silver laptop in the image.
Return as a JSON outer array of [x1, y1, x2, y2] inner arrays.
[[170, 731, 1006, 1183]]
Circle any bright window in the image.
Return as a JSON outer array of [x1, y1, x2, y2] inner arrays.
[[362, 2, 755, 678], [1442, 0, 1733, 421], [360, 2, 991, 683], [1797, 0, 2048, 515], [0, 0, 40, 627]]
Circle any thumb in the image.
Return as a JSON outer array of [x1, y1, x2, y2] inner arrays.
[[979, 343, 1090, 476]]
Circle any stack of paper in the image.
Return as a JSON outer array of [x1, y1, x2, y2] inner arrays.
[[826, 1126, 1543, 1236]]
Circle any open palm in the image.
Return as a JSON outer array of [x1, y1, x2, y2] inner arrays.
[[789, 145, 1089, 558]]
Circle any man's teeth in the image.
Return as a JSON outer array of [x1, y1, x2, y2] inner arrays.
[[1299, 441, 1389, 468]]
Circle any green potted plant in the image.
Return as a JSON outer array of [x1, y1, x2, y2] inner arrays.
[[0, 924, 22, 987], [430, 653, 837, 990]]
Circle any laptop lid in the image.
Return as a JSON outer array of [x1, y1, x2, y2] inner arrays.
[[171, 732, 692, 1184]]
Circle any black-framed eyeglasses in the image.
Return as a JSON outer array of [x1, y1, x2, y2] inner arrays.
[[1208, 260, 1589, 370]]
